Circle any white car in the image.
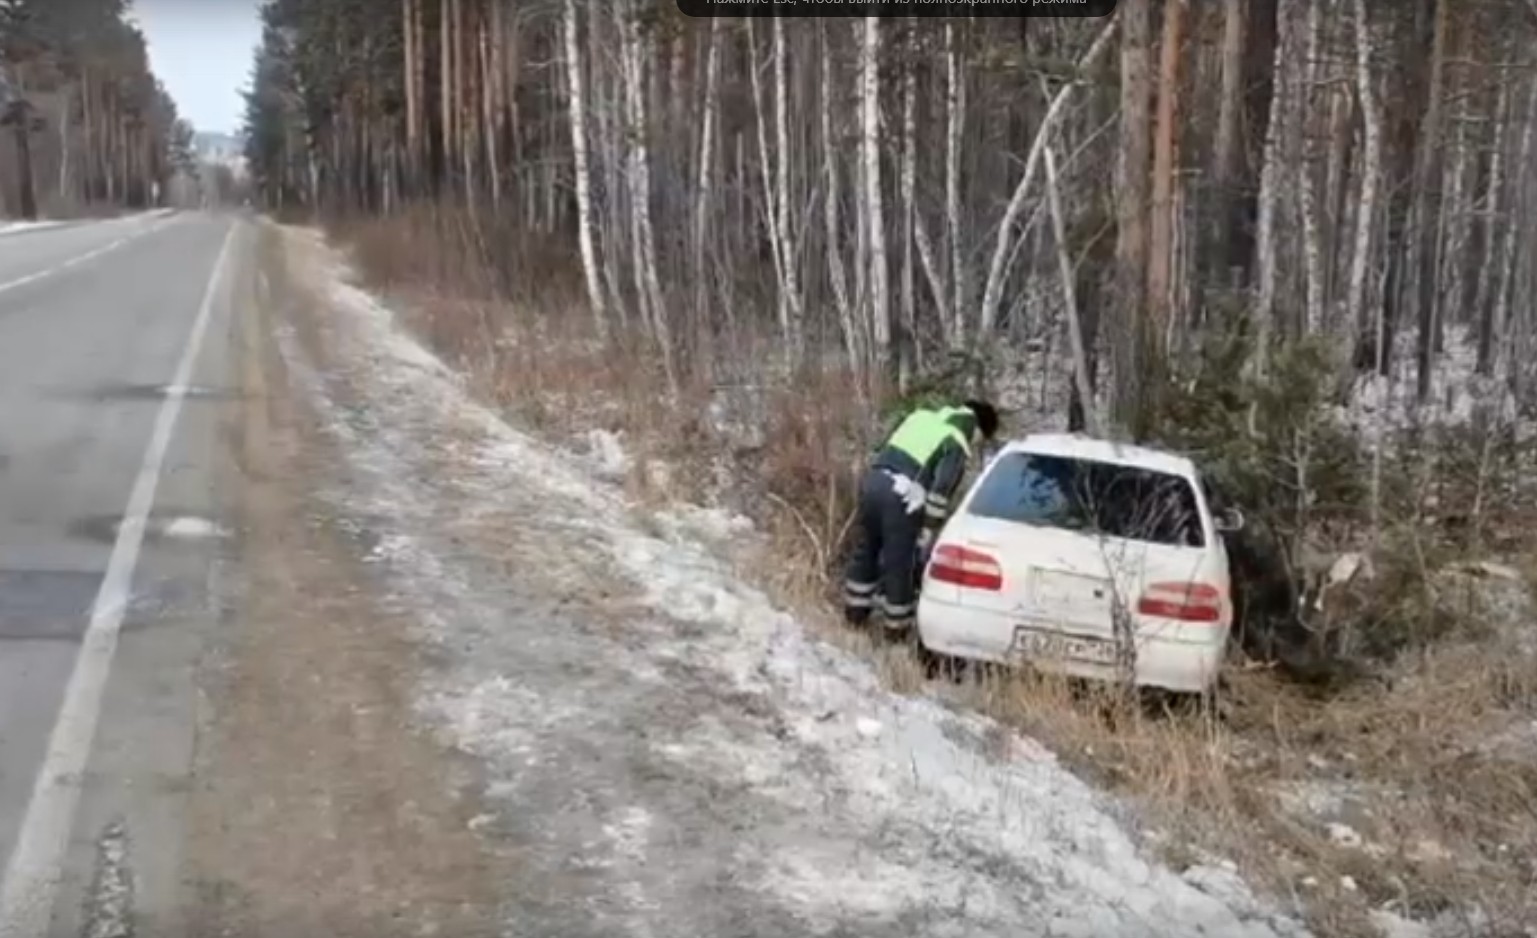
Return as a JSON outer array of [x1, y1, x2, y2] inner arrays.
[[916, 433, 1243, 695]]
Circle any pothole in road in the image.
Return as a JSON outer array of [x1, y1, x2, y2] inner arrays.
[[0, 569, 100, 640], [69, 511, 234, 546]]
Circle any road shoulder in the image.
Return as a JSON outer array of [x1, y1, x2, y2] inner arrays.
[[176, 223, 509, 938]]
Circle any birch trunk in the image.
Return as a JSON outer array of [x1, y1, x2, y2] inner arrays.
[[861, 15, 891, 386], [619, 1, 673, 389], [402, 0, 417, 188], [1298, 0, 1326, 336], [945, 20, 967, 347], [481, 5, 501, 209], [748, 20, 795, 353], [561, 0, 607, 336], [693, 17, 722, 322], [773, 16, 804, 358], [57, 85, 71, 203]]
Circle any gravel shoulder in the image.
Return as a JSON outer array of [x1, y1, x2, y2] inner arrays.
[[176, 227, 511, 938]]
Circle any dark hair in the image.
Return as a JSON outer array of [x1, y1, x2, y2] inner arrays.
[[963, 399, 1000, 440]]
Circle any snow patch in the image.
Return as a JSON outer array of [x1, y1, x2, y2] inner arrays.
[[161, 516, 227, 540], [1371, 910, 1434, 938], [585, 428, 630, 479]]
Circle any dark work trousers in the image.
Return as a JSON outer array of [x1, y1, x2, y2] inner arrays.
[[843, 468, 924, 629]]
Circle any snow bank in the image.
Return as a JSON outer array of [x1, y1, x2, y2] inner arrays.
[[281, 234, 1311, 937]]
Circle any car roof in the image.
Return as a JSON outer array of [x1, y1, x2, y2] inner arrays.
[[995, 433, 1199, 479]]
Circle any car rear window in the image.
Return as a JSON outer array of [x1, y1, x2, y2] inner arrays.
[[965, 451, 1205, 547]]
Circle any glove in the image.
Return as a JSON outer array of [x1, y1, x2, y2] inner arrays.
[[915, 527, 937, 571], [888, 473, 928, 515]]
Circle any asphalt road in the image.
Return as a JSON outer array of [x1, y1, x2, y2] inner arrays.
[[0, 212, 240, 937]]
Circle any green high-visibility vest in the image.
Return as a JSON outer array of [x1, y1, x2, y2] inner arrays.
[[886, 407, 971, 467]]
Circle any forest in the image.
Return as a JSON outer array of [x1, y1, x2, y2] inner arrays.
[[0, 0, 193, 218], [242, 0, 1537, 420]]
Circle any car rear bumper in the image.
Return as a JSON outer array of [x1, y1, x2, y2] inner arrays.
[[917, 593, 1225, 694]]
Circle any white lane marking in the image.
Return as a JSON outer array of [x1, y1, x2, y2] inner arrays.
[[0, 217, 176, 297], [0, 221, 238, 938]]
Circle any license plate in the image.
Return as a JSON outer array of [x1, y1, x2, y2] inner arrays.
[[1012, 627, 1118, 665]]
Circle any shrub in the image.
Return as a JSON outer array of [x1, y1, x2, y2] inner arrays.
[[1147, 316, 1460, 684]]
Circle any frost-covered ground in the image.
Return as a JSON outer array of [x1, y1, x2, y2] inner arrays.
[[1340, 324, 1532, 439], [270, 227, 1310, 938]]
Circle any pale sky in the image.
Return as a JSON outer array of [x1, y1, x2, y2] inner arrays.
[[129, 0, 263, 136]]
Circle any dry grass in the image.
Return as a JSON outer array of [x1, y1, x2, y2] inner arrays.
[[328, 202, 1537, 938]]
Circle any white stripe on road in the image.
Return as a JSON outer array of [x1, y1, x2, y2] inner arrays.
[[0, 222, 238, 938], [0, 218, 174, 297]]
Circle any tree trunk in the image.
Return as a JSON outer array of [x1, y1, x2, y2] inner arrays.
[[1323, 80, 1355, 328], [1112, 3, 1150, 434], [402, 0, 418, 190], [773, 16, 803, 358], [945, 20, 967, 348], [561, 0, 607, 336], [12, 103, 38, 220], [693, 17, 722, 325], [1475, 78, 1510, 375], [480, 5, 501, 209], [1205, 0, 1245, 297], [861, 15, 891, 388], [1347, 0, 1383, 372], [617, 0, 675, 390], [1412, 0, 1450, 401], [1439, 64, 1472, 346], [1298, 0, 1326, 336], [440, 0, 454, 179], [1046, 145, 1098, 436], [821, 21, 859, 373], [1147, 0, 1185, 377], [899, 20, 921, 387], [1251, 0, 1301, 382], [1491, 76, 1536, 385]]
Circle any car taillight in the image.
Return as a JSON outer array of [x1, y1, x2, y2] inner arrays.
[[1137, 581, 1223, 622], [928, 544, 1003, 591]]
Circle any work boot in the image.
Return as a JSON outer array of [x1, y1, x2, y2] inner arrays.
[[843, 605, 872, 626], [880, 616, 915, 642]]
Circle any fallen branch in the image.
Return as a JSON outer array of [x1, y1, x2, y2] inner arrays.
[[1044, 142, 1099, 436]]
